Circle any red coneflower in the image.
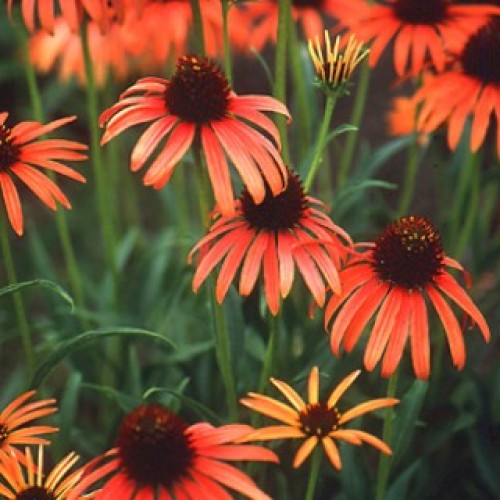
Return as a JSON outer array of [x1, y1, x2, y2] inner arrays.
[[386, 95, 429, 145], [415, 17, 500, 157], [100, 55, 290, 216], [0, 113, 86, 236], [0, 445, 100, 499], [72, 404, 277, 499], [332, 0, 500, 76], [240, 367, 398, 469], [189, 170, 351, 315], [325, 216, 490, 380], [0, 391, 58, 457]]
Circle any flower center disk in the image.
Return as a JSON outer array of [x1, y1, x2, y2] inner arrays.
[[393, 0, 448, 24], [299, 403, 341, 437], [372, 216, 444, 290], [291, 0, 324, 8], [16, 486, 56, 500], [116, 404, 194, 488], [0, 124, 19, 171], [241, 170, 306, 231], [461, 18, 500, 85], [165, 55, 230, 124]]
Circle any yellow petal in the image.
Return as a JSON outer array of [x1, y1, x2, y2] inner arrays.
[[308, 367, 319, 405], [322, 437, 342, 470], [240, 394, 299, 426], [326, 370, 361, 409], [293, 436, 318, 468], [270, 378, 306, 412], [339, 398, 399, 425]]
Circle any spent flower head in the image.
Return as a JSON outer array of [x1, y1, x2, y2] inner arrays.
[[308, 31, 369, 97]]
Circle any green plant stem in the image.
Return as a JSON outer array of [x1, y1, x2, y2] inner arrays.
[[396, 134, 421, 217], [305, 447, 322, 500], [220, 0, 232, 85], [336, 61, 371, 189], [190, 0, 205, 56], [0, 212, 35, 375], [80, 23, 119, 301], [193, 147, 237, 419], [20, 33, 90, 331], [305, 95, 337, 191], [258, 312, 280, 393], [375, 370, 399, 500], [274, 0, 290, 165]]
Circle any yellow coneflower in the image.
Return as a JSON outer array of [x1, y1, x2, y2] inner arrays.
[[308, 31, 369, 96]]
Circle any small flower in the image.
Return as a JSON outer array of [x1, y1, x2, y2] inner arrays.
[[0, 112, 86, 236], [415, 18, 500, 157], [73, 404, 278, 499], [99, 55, 290, 216], [308, 31, 369, 96], [332, 0, 500, 76], [240, 367, 397, 469], [0, 391, 58, 456], [189, 169, 351, 315], [0, 445, 99, 499], [325, 216, 490, 379]]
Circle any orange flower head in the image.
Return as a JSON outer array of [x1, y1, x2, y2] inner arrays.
[[0, 445, 100, 499], [100, 55, 290, 216], [331, 0, 500, 76], [325, 216, 491, 380], [0, 391, 58, 457], [416, 17, 500, 157], [386, 95, 429, 145], [189, 169, 352, 315], [72, 403, 277, 499], [0, 112, 86, 236], [240, 367, 398, 469]]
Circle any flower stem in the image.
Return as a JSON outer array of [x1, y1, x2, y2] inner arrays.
[[221, 0, 232, 85], [190, 0, 205, 56], [305, 447, 322, 500], [20, 30, 90, 331], [304, 95, 337, 191], [0, 211, 35, 375], [80, 23, 119, 302], [375, 370, 399, 500], [274, 0, 290, 165], [336, 60, 371, 189], [258, 312, 280, 393], [396, 134, 421, 217]]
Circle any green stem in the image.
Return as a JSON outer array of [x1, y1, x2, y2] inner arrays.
[[305, 447, 323, 500], [80, 23, 119, 301], [0, 212, 35, 375], [336, 61, 371, 189], [258, 312, 280, 393], [20, 29, 90, 330], [274, 0, 290, 165], [304, 95, 337, 191], [396, 134, 421, 217], [220, 0, 232, 85], [375, 370, 399, 500], [190, 0, 205, 56]]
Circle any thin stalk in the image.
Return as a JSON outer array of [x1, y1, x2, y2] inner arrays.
[[396, 134, 421, 217], [0, 212, 35, 375], [305, 95, 337, 191], [20, 30, 90, 330], [305, 447, 322, 500], [375, 370, 399, 500], [274, 0, 290, 165], [190, 0, 205, 56], [221, 0, 233, 85], [80, 23, 119, 300], [258, 312, 280, 393], [336, 61, 371, 189]]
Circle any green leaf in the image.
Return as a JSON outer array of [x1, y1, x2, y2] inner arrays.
[[386, 459, 422, 500], [0, 279, 74, 311], [392, 379, 428, 465], [326, 123, 358, 143], [31, 328, 175, 388]]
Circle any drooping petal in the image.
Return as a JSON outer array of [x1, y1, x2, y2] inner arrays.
[[292, 436, 318, 468]]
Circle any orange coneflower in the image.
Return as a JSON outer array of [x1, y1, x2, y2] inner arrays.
[[325, 216, 490, 380], [100, 55, 290, 216], [0, 445, 100, 499], [189, 170, 351, 315], [415, 18, 500, 157], [0, 391, 58, 458], [0, 113, 86, 236], [71, 404, 277, 499], [245, 0, 342, 51], [332, 0, 500, 76], [386, 95, 428, 145], [240, 367, 398, 469]]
